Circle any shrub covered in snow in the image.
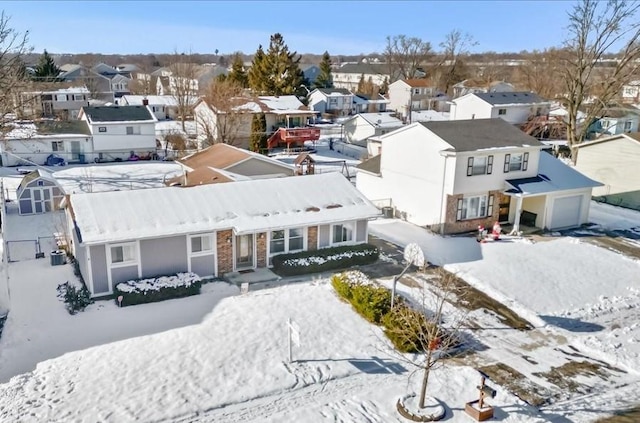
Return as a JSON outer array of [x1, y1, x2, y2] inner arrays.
[[272, 244, 379, 276], [56, 281, 94, 315], [114, 273, 202, 307]]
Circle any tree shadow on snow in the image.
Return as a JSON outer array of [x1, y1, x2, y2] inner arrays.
[[540, 315, 604, 333]]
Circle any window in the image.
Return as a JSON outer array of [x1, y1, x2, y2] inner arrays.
[[466, 156, 493, 176], [414, 88, 420, 95], [73, 94, 84, 101], [498, 108, 507, 115], [332, 223, 353, 244], [624, 120, 633, 132], [456, 194, 494, 220], [270, 230, 285, 254], [504, 152, 529, 172], [51, 141, 64, 152], [126, 126, 140, 135], [98, 126, 107, 133], [288, 228, 304, 251], [110, 243, 136, 265], [55, 94, 67, 102], [190, 234, 213, 254]]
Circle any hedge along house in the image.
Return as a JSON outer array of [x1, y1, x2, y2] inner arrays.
[[17, 169, 65, 215], [66, 172, 380, 297]]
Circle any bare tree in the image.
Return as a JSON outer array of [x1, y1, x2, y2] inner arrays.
[[385, 269, 466, 411], [167, 51, 198, 132], [384, 35, 432, 81], [435, 29, 477, 95], [515, 49, 564, 100], [198, 79, 247, 147], [561, 0, 640, 158], [0, 11, 31, 128]]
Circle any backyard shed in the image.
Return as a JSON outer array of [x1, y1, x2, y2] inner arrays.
[[17, 169, 64, 215]]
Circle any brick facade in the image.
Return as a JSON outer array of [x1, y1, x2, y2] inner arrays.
[[256, 232, 267, 267], [216, 229, 234, 274], [307, 226, 318, 251], [442, 190, 502, 234]]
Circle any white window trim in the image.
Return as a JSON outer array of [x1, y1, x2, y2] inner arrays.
[[509, 154, 524, 172], [107, 242, 138, 268], [267, 227, 308, 262], [330, 222, 356, 246], [188, 233, 215, 257], [459, 195, 488, 221]]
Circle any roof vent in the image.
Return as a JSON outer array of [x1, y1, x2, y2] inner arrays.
[[326, 204, 343, 209]]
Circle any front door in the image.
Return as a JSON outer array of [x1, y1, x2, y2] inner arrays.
[[235, 234, 254, 269], [498, 196, 511, 223], [71, 141, 81, 161]]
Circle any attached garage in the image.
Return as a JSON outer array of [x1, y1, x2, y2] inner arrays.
[[549, 195, 583, 229]]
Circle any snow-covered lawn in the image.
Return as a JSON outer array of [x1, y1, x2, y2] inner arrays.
[[0, 259, 238, 383], [0, 278, 542, 423], [271, 138, 361, 178]]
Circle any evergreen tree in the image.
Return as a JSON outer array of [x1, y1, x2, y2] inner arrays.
[[379, 77, 389, 95], [248, 34, 303, 96], [34, 50, 60, 81], [314, 51, 333, 89], [248, 45, 267, 93], [228, 53, 248, 88], [249, 113, 268, 153], [357, 73, 366, 93]]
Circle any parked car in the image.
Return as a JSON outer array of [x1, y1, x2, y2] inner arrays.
[[46, 154, 66, 166]]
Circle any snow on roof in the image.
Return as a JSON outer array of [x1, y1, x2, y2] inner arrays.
[[121, 95, 198, 107], [71, 172, 380, 244], [155, 119, 198, 136], [357, 113, 403, 128], [505, 152, 603, 196], [411, 110, 449, 122], [258, 95, 305, 111]]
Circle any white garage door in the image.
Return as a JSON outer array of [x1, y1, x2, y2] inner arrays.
[[550, 195, 583, 229]]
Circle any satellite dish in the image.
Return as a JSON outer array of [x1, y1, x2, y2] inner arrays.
[[404, 243, 425, 267]]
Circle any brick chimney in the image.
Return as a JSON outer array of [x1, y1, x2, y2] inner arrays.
[[142, 98, 149, 106]]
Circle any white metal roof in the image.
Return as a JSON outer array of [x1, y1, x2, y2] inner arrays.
[[71, 172, 380, 245]]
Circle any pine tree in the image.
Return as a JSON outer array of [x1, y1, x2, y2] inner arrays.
[[314, 51, 333, 89], [357, 73, 366, 93], [249, 113, 267, 153], [379, 77, 389, 95], [34, 50, 60, 81], [248, 34, 303, 96], [228, 53, 248, 88]]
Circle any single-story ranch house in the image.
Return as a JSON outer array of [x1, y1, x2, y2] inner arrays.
[[65, 172, 380, 297]]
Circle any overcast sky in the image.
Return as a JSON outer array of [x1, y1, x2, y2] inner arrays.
[[2, 1, 575, 56]]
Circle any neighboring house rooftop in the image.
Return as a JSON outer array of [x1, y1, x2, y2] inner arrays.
[[574, 132, 640, 148], [356, 113, 403, 128], [400, 79, 434, 88], [335, 63, 391, 75], [599, 106, 640, 119], [165, 166, 245, 187], [505, 152, 602, 195], [178, 143, 294, 173], [356, 154, 381, 176], [317, 88, 352, 96], [419, 118, 543, 152], [121, 95, 198, 107], [80, 105, 154, 123], [70, 172, 380, 245], [473, 91, 547, 106], [34, 120, 91, 136]]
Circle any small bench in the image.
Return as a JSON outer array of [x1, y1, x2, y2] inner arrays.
[[521, 210, 537, 227]]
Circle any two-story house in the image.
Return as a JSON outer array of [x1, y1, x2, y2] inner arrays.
[[19, 86, 90, 119], [621, 80, 640, 104], [194, 95, 317, 150], [332, 62, 392, 91], [356, 118, 601, 234], [119, 95, 198, 120], [449, 92, 551, 125], [352, 93, 389, 114], [589, 106, 640, 137], [58, 65, 115, 103], [78, 105, 158, 162], [387, 79, 447, 119], [308, 88, 354, 117]]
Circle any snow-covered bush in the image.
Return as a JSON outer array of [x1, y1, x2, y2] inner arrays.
[[56, 281, 93, 315], [114, 273, 202, 307], [272, 244, 379, 276]]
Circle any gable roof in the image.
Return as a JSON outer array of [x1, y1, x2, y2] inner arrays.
[[505, 152, 602, 195], [71, 172, 381, 244], [356, 154, 381, 176], [165, 166, 238, 187], [80, 105, 154, 123], [121, 95, 198, 107], [317, 88, 352, 96], [334, 63, 391, 75], [473, 91, 548, 106], [353, 113, 403, 128], [419, 118, 543, 152], [35, 120, 91, 136], [574, 132, 640, 148], [402, 79, 434, 88], [201, 95, 314, 115], [178, 143, 294, 174]]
